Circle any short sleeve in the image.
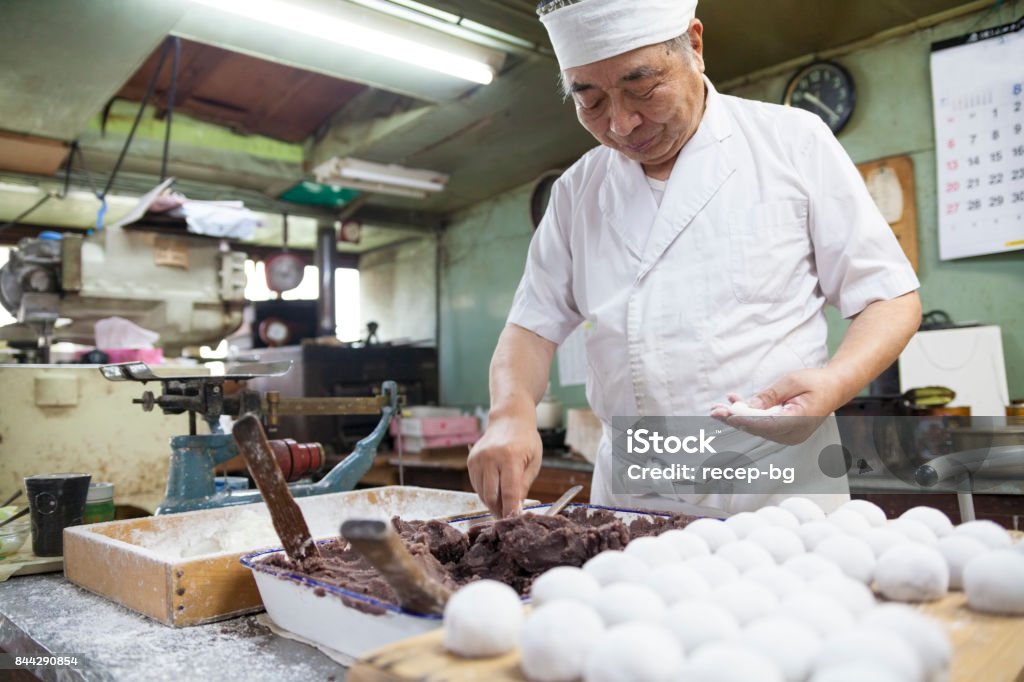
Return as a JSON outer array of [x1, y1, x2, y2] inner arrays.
[[506, 179, 584, 344], [795, 116, 920, 318]]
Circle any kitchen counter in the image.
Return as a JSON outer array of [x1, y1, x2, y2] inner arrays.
[[0, 574, 346, 682]]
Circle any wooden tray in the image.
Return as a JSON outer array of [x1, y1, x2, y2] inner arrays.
[[349, 592, 1024, 682], [63, 486, 487, 627]]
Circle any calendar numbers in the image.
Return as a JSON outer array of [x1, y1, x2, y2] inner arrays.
[[931, 20, 1024, 259]]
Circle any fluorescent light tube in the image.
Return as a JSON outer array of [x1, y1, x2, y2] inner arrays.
[[312, 157, 449, 199], [190, 0, 496, 84]]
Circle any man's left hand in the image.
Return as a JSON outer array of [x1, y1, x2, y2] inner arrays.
[[710, 368, 843, 445]]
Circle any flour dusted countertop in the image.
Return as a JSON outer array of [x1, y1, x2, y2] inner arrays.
[[0, 575, 347, 682]]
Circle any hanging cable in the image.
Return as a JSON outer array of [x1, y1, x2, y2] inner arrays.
[[160, 37, 181, 182]]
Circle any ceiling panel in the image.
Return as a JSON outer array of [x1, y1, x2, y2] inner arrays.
[[117, 39, 368, 143]]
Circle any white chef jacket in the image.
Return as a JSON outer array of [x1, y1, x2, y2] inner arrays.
[[508, 79, 919, 515]]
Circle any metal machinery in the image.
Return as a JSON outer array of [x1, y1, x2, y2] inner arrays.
[[101, 361, 400, 514], [0, 222, 247, 360]]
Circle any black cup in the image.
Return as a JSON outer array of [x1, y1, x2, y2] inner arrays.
[[25, 473, 92, 557]]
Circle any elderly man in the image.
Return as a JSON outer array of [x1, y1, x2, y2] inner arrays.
[[468, 0, 921, 518]]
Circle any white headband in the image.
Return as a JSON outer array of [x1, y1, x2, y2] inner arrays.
[[539, 0, 698, 70]]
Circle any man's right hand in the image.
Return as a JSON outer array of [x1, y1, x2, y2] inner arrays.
[[467, 414, 543, 519]]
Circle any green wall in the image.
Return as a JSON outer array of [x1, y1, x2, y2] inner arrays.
[[440, 4, 1024, 410]]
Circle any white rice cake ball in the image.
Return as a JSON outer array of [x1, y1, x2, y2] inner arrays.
[[681, 642, 785, 682], [642, 563, 711, 605], [811, 627, 923, 682], [797, 520, 842, 552], [861, 526, 910, 559], [724, 511, 770, 538], [826, 508, 871, 536], [783, 553, 842, 581], [582, 622, 682, 682], [743, 564, 806, 599], [963, 550, 1024, 615], [716, 540, 776, 572], [887, 518, 939, 545], [583, 550, 649, 586], [899, 505, 954, 537], [656, 528, 711, 560], [684, 517, 737, 551], [624, 535, 680, 568], [953, 519, 1013, 549], [862, 603, 952, 681], [755, 505, 801, 530], [779, 496, 827, 524], [742, 616, 822, 682], [747, 525, 806, 563], [710, 580, 779, 625], [936, 534, 989, 590], [530, 566, 601, 607], [875, 543, 949, 602], [837, 499, 888, 527], [661, 599, 741, 652], [443, 580, 523, 657], [806, 573, 876, 617], [777, 592, 854, 636], [593, 582, 665, 626], [685, 554, 741, 588], [813, 535, 876, 584], [520, 600, 605, 682]]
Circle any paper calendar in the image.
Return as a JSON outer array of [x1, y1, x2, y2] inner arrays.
[[930, 16, 1024, 260]]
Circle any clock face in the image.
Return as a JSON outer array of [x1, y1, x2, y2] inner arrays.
[[783, 61, 856, 135], [265, 253, 305, 293]]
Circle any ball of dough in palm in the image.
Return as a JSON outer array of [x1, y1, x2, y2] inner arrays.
[[837, 499, 888, 527], [624, 535, 679, 567], [661, 599, 741, 652], [593, 582, 665, 626], [742, 616, 822, 682], [530, 566, 600, 607], [682, 642, 785, 682], [814, 535, 876, 584], [899, 505, 954, 537], [684, 518, 737, 551], [583, 550, 648, 586], [582, 622, 682, 682], [444, 580, 523, 657], [642, 563, 711, 604], [755, 506, 801, 530], [716, 540, 776, 572], [779, 496, 827, 524], [874, 543, 949, 602], [747, 525, 806, 563], [812, 627, 924, 682], [953, 519, 1013, 549], [963, 550, 1024, 615], [862, 603, 952, 681], [520, 600, 605, 682], [936, 534, 989, 590], [656, 529, 711, 560], [685, 554, 741, 588]]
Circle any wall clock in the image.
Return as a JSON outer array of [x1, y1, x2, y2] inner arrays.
[[783, 60, 856, 135]]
